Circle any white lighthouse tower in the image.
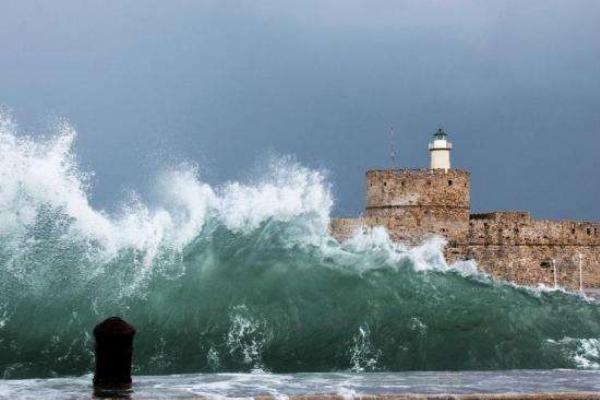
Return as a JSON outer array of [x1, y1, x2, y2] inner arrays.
[[428, 128, 452, 171]]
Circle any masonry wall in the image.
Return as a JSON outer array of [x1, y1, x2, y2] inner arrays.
[[446, 244, 600, 289], [446, 212, 600, 289], [329, 217, 367, 241], [365, 169, 470, 209], [364, 169, 470, 244], [367, 207, 468, 245]]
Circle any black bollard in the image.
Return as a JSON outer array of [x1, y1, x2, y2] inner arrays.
[[93, 317, 136, 394]]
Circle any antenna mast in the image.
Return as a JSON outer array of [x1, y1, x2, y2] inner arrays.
[[389, 126, 397, 168]]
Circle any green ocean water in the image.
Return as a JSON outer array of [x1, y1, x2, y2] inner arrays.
[[1, 112, 600, 379]]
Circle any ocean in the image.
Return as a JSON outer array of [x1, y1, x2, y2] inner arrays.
[[3, 370, 600, 399], [1, 112, 600, 397]]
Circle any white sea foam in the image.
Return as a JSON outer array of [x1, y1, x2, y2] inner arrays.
[[0, 112, 333, 267], [227, 305, 269, 370], [349, 324, 380, 372], [574, 339, 600, 369], [548, 337, 600, 369], [4, 370, 600, 399], [0, 308, 6, 330], [339, 224, 465, 273]]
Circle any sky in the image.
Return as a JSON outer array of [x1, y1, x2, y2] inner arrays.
[[1, 0, 599, 220]]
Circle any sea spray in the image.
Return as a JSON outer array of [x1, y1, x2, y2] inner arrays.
[[226, 305, 270, 370], [1, 111, 600, 379], [349, 324, 381, 372]]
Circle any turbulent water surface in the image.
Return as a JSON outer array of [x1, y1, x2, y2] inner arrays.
[[4, 370, 600, 399], [1, 112, 600, 379]]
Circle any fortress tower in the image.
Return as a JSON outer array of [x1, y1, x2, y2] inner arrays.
[[364, 129, 470, 244], [429, 128, 452, 171]]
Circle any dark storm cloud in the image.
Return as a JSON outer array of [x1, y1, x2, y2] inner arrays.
[[0, 0, 599, 220]]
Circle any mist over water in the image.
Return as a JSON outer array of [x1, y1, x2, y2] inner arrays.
[[1, 112, 600, 379]]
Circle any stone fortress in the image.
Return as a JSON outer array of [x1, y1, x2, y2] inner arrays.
[[331, 129, 600, 290]]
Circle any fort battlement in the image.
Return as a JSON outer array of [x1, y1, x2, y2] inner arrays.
[[331, 129, 599, 290], [470, 211, 531, 223]]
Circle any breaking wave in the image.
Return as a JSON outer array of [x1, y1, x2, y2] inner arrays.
[[1, 111, 600, 379]]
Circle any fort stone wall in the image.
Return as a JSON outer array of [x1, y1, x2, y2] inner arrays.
[[446, 244, 600, 289], [329, 217, 367, 241], [365, 169, 470, 209], [364, 169, 470, 244], [467, 212, 600, 247], [444, 212, 600, 288]]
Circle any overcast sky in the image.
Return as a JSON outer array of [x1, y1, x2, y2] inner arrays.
[[1, 0, 599, 220]]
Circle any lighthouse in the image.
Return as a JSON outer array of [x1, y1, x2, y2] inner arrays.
[[429, 128, 452, 171]]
